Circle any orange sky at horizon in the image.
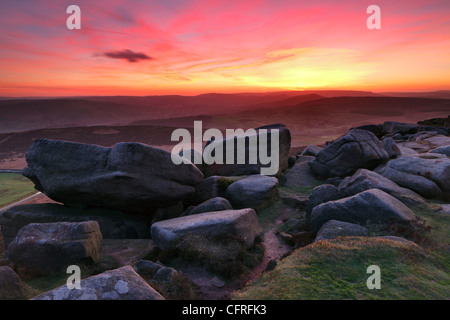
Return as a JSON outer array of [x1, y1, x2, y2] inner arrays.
[[0, 0, 449, 97]]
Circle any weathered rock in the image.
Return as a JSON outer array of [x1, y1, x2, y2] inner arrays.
[[8, 221, 102, 275], [376, 154, 450, 199], [382, 121, 419, 135], [153, 267, 178, 283], [225, 175, 278, 210], [338, 169, 427, 208], [0, 226, 4, 258], [430, 145, 450, 157], [0, 203, 150, 248], [397, 141, 431, 154], [353, 124, 385, 138], [306, 184, 341, 218], [202, 124, 291, 177], [301, 145, 323, 157], [309, 129, 389, 178], [314, 220, 369, 242], [151, 208, 262, 250], [282, 160, 318, 188], [382, 138, 401, 159], [151, 202, 184, 223], [21, 139, 204, 214], [133, 260, 163, 277], [421, 134, 450, 148], [32, 266, 165, 300], [310, 189, 416, 232], [398, 146, 418, 156], [188, 197, 233, 215], [0, 266, 26, 300]]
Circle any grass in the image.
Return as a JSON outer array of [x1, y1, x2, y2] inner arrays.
[[234, 237, 450, 300], [0, 173, 37, 208]]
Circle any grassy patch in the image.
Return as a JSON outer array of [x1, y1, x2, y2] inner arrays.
[[234, 237, 450, 300], [0, 173, 37, 208]]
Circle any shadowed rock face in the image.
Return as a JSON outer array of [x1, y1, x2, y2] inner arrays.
[[310, 189, 416, 232], [0, 266, 26, 300], [21, 139, 204, 214], [8, 221, 103, 275], [308, 129, 389, 179], [32, 266, 165, 300]]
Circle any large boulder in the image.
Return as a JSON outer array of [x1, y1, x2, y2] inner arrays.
[[310, 189, 416, 232], [338, 169, 427, 208], [309, 129, 389, 178], [305, 184, 341, 218], [0, 203, 150, 248], [382, 138, 401, 159], [376, 153, 450, 199], [282, 158, 318, 188], [0, 266, 26, 300], [225, 175, 278, 210], [21, 139, 204, 214], [151, 208, 261, 250], [430, 145, 450, 157], [202, 124, 291, 177], [314, 220, 369, 242], [301, 145, 323, 157], [8, 221, 102, 275], [32, 266, 165, 300]]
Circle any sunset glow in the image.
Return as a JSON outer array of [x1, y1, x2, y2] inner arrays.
[[0, 0, 449, 96]]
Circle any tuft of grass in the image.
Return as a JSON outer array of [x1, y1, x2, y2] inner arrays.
[[147, 274, 202, 300], [234, 237, 450, 300], [0, 173, 37, 208]]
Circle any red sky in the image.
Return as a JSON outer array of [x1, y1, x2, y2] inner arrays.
[[0, 0, 449, 96]]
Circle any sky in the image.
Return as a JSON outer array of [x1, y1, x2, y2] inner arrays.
[[0, 0, 449, 96]]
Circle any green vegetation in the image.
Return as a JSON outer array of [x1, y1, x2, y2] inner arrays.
[[234, 237, 450, 300], [0, 173, 37, 208]]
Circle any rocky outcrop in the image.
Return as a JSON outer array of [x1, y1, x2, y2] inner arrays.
[[0, 203, 150, 248], [308, 129, 389, 178], [8, 221, 102, 275], [151, 209, 261, 250], [382, 138, 401, 159], [310, 189, 416, 232], [306, 184, 341, 218], [430, 145, 450, 156], [376, 153, 450, 199], [282, 158, 318, 188], [21, 139, 204, 214], [301, 145, 323, 157], [32, 266, 165, 300], [187, 197, 233, 216], [338, 169, 427, 208], [0, 266, 26, 300], [314, 220, 369, 242], [225, 175, 278, 210], [202, 124, 291, 177]]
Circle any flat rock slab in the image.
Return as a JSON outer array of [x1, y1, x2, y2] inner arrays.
[[21, 139, 204, 214], [32, 266, 165, 300], [225, 175, 279, 210], [8, 221, 102, 275], [0, 203, 151, 248], [310, 189, 416, 232], [151, 209, 262, 250]]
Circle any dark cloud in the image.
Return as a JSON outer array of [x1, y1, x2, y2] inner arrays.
[[100, 49, 154, 63]]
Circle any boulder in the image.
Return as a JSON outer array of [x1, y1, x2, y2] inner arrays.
[[310, 189, 416, 232], [338, 169, 427, 208], [0, 203, 150, 248], [397, 141, 431, 154], [151, 202, 184, 223], [133, 260, 163, 277], [0, 226, 4, 257], [151, 208, 262, 250], [32, 266, 165, 300], [202, 124, 291, 177], [382, 138, 401, 159], [306, 184, 341, 218], [153, 267, 178, 283], [398, 146, 418, 156], [430, 145, 450, 157], [8, 221, 102, 275], [314, 220, 369, 242], [225, 175, 278, 210], [21, 139, 204, 214], [421, 135, 450, 148], [382, 121, 419, 135], [0, 266, 26, 300], [301, 145, 323, 157], [188, 197, 233, 215], [353, 124, 385, 138], [308, 129, 389, 178], [376, 154, 450, 199], [282, 159, 318, 188]]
